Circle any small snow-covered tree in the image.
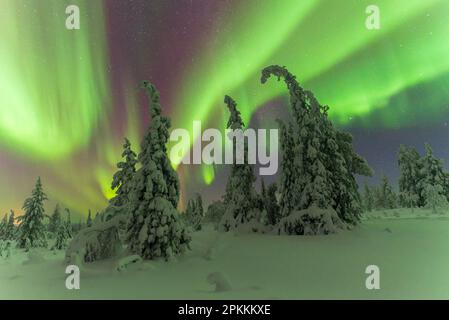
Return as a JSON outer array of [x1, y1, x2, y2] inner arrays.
[[16, 177, 48, 249], [375, 175, 398, 209], [219, 95, 259, 231], [5, 210, 16, 241], [362, 182, 375, 212], [419, 144, 448, 205], [183, 193, 204, 231], [0, 214, 7, 240], [205, 200, 226, 228], [52, 219, 69, 250], [110, 138, 137, 207], [126, 81, 190, 260], [48, 204, 62, 234], [424, 184, 448, 214]]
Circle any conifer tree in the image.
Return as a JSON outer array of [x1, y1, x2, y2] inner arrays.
[[362, 182, 375, 212], [126, 81, 190, 260], [5, 210, 15, 241], [424, 184, 448, 214], [110, 138, 137, 207], [419, 144, 448, 205], [86, 210, 93, 227], [64, 208, 73, 239], [264, 182, 280, 225], [276, 120, 297, 219], [261, 65, 372, 224], [17, 177, 48, 248], [375, 175, 398, 209], [48, 204, 62, 234], [219, 95, 258, 230], [52, 219, 69, 250], [398, 145, 422, 207], [184, 193, 204, 231], [0, 214, 7, 240]]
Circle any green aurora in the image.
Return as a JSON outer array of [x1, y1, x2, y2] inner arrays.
[[1, 0, 449, 217]]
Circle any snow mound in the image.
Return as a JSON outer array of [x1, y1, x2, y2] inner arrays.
[[207, 272, 232, 292], [276, 206, 346, 235], [22, 250, 45, 265], [66, 207, 125, 264], [115, 255, 142, 272]]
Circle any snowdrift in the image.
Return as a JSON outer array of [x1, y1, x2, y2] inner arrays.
[[276, 206, 347, 235]]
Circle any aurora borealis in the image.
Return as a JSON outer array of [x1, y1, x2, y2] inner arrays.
[[1, 0, 449, 219]]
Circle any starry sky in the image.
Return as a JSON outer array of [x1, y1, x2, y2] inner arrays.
[[1, 0, 449, 219]]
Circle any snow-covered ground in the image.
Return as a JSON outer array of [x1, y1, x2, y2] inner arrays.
[[2, 210, 449, 299]]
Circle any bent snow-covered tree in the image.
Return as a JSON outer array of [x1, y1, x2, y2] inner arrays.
[[219, 95, 259, 231], [17, 177, 48, 249], [125, 81, 190, 260], [261, 65, 372, 228]]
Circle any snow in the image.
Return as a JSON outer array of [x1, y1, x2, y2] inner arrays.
[[2, 214, 449, 299]]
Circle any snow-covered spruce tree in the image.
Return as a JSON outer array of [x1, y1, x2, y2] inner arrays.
[[424, 184, 448, 214], [398, 145, 423, 207], [219, 95, 259, 231], [362, 182, 375, 212], [375, 175, 397, 209], [264, 181, 280, 225], [52, 219, 69, 250], [5, 210, 16, 241], [261, 65, 372, 226], [0, 214, 7, 240], [110, 138, 137, 207], [125, 81, 190, 260], [17, 177, 48, 249], [86, 210, 93, 228], [64, 208, 73, 239], [48, 204, 62, 234], [331, 129, 373, 222], [183, 193, 204, 231], [276, 119, 298, 220], [419, 143, 448, 205], [205, 200, 226, 228]]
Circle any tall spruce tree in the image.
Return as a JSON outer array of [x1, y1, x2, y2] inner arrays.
[[0, 214, 7, 240], [219, 95, 258, 230], [126, 81, 190, 260], [17, 177, 48, 248], [398, 145, 422, 207], [419, 144, 448, 205], [110, 138, 137, 207], [48, 204, 62, 234], [362, 182, 375, 212], [5, 210, 15, 241], [261, 65, 372, 224]]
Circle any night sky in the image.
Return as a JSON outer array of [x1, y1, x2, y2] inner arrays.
[[1, 0, 449, 219]]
